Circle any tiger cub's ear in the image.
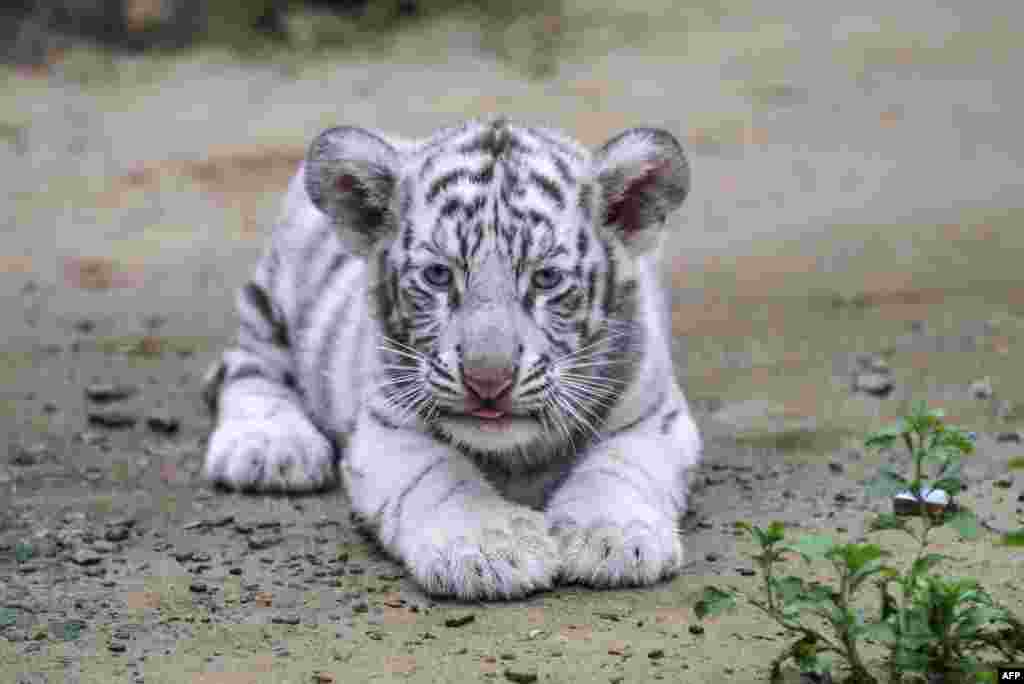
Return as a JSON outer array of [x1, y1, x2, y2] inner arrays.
[[305, 126, 399, 256], [594, 128, 690, 255]]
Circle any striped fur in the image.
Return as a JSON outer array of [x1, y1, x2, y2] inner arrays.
[[203, 119, 702, 599]]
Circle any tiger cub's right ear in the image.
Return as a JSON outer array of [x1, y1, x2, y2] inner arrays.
[[305, 126, 399, 256]]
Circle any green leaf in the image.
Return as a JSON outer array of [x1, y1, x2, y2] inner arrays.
[[1000, 528, 1024, 547], [865, 421, 906, 450], [948, 510, 982, 540], [0, 607, 16, 627], [832, 543, 887, 574], [910, 553, 948, 579], [61, 620, 83, 641], [694, 586, 736, 620], [771, 576, 806, 605], [765, 521, 787, 544], [866, 467, 909, 500], [14, 542, 34, 563]]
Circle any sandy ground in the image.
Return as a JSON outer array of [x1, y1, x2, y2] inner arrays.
[[2, 1, 1024, 682]]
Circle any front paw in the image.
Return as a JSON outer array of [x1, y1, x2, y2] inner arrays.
[[404, 505, 559, 601], [550, 507, 683, 588], [204, 414, 336, 492]]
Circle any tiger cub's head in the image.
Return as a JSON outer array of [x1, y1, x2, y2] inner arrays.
[[305, 119, 689, 456]]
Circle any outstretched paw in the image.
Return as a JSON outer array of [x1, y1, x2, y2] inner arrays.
[[550, 508, 683, 588], [204, 413, 336, 492], [404, 504, 559, 601]]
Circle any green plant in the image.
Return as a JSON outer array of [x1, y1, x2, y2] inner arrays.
[[696, 402, 1024, 683]]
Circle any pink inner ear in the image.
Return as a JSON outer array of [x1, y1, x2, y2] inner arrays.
[[335, 174, 357, 193], [605, 160, 667, 239]]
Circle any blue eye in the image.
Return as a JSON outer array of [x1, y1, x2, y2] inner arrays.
[[423, 264, 453, 288], [531, 267, 564, 290]]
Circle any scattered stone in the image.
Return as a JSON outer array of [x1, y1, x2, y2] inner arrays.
[[893, 488, 950, 516], [444, 614, 475, 628], [84, 384, 138, 403], [87, 410, 138, 429], [311, 672, 336, 684], [828, 461, 844, 474], [71, 549, 102, 566], [91, 540, 117, 554], [229, 567, 243, 576], [705, 553, 720, 562], [108, 642, 126, 653], [351, 600, 369, 614], [10, 443, 48, 466], [248, 532, 283, 551], [688, 624, 705, 635], [853, 372, 893, 398], [737, 568, 756, 577], [648, 649, 665, 660], [271, 615, 301, 625], [969, 377, 993, 400], [146, 411, 180, 435], [996, 431, 1022, 444], [189, 582, 208, 593], [503, 668, 538, 684], [994, 476, 1013, 489], [174, 551, 194, 563]]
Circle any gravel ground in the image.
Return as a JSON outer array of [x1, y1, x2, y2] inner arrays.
[[2, 1, 1024, 682]]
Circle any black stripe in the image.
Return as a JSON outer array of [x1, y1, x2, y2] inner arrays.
[[201, 361, 226, 414], [578, 184, 593, 222], [540, 327, 572, 356], [369, 408, 401, 429], [226, 362, 268, 382], [528, 209, 555, 232], [600, 237, 617, 318], [390, 455, 448, 544], [432, 479, 477, 513], [551, 153, 576, 187], [529, 171, 565, 210], [426, 169, 468, 204], [661, 408, 681, 435], [608, 392, 666, 437], [241, 281, 289, 349], [584, 467, 648, 500]]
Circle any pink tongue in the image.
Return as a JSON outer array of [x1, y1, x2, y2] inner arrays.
[[471, 409, 505, 420]]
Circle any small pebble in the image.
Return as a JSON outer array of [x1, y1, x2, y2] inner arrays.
[[71, 550, 102, 566], [10, 443, 48, 466], [444, 614, 475, 628], [248, 533, 283, 551], [969, 377, 993, 400], [503, 668, 538, 684], [189, 582, 208, 593], [853, 372, 893, 398], [146, 412, 180, 435], [737, 567, 756, 577], [648, 649, 665, 660], [996, 431, 1022, 444], [271, 615, 301, 625], [87, 410, 138, 429], [688, 625, 705, 635], [85, 383, 138, 403], [108, 642, 127, 653]]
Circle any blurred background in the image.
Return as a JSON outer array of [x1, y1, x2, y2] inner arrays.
[[3, 0, 1024, 454]]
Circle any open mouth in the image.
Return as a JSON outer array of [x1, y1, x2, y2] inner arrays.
[[470, 408, 505, 420]]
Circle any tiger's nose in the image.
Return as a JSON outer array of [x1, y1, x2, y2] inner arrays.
[[463, 367, 515, 401]]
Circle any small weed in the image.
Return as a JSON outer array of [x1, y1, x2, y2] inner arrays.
[[696, 401, 1024, 683]]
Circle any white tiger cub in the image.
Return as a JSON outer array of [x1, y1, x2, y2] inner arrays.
[[203, 118, 702, 600]]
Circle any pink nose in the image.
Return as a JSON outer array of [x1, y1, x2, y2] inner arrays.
[[463, 368, 515, 400]]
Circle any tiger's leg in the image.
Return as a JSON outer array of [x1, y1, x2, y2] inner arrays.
[[345, 407, 559, 600], [203, 267, 336, 491], [546, 387, 702, 587]]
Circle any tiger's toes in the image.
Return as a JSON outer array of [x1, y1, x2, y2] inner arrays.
[[204, 416, 336, 492], [405, 508, 560, 601], [551, 514, 683, 588]]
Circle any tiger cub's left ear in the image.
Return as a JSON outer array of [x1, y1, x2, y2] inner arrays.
[[305, 126, 400, 256], [594, 128, 690, 255]]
